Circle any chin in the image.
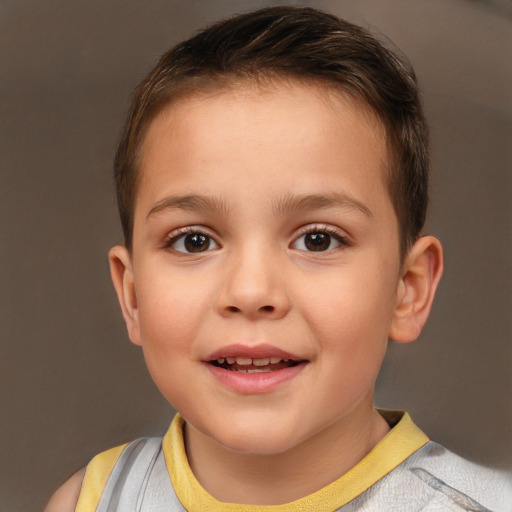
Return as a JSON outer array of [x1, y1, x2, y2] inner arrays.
[[210, 420, 304, 456]]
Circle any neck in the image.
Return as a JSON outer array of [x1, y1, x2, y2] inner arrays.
[[184, 403, 390, 505]]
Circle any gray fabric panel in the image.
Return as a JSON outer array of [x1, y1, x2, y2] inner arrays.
[[94, 437, 185, 512], [95, 438, 147, 512], [138, 449, 186, 512], [335, 442, 511, 512]]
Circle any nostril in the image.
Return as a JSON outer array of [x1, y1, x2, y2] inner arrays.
[[223, 304, 278, 315]]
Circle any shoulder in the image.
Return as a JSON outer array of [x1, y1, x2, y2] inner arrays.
[[44, 468, 86, 512], [44, 442, 129, 512], [404, 441, 512, 511]]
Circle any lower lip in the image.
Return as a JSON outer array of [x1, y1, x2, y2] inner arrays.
[[205, 362, 307, 394]]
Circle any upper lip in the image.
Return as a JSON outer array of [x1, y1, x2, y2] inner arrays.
[[204, 343, 304, 362]]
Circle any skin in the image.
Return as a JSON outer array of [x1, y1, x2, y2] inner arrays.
[[44, 468, 85, 512], [46, 81, 443, 509]]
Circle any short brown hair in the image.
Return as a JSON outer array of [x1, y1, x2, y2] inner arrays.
[[114, 6, 429, 257]]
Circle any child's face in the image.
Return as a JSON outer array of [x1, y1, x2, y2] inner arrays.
[[119, 82, 404, 455]]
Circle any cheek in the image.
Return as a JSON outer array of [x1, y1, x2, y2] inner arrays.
[[314, 292, 391, 407], [135, 281, 206, 407], [296, 265, 396, 373], [301, 271, 396, 338], [136, 271, 210, 356]]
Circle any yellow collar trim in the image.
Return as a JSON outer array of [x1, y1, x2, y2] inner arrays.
[[163, 411, 428, 512]]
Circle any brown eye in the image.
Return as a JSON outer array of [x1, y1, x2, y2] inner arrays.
[[292, 229, 345, 252], [304, 232, 331, 251], [184, 233, 210, 252], [169, 232, 219, 253]]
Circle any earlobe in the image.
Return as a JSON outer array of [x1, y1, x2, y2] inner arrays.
[[389, 236, 443, 344], [108, 245, 142, 346]]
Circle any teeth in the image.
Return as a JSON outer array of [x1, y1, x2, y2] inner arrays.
[[253, 358, 270, 366], [236, 357, 253, 365], [230, 368, 272, 373], [215, 356, 291, 367]]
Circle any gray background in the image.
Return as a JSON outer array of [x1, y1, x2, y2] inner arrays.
[[1, 1, 511, 510]]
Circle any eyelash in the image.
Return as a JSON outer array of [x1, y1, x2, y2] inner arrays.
[[163, 226, 220, 254], [291, 224, 351, 253], [162, 224, 350, 255]]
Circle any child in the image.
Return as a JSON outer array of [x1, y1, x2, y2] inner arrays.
[[46, 6, 511, 511]]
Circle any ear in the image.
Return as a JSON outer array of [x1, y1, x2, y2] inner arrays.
[[108, 245, 142, 346], [389, 236, 443, 343]]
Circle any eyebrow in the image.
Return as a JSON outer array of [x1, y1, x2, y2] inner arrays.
[[146, 191, 373, 220], [146, 194, 232, 219], [272, 192, 373, 218]]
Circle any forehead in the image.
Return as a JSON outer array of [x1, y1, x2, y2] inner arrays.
[[136, 80, 391, 219]]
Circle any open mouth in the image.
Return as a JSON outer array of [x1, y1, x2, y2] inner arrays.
[[210, 356, 302, 373]]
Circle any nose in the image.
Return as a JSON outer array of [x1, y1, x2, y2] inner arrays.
[[215, 248, 290, 320]]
